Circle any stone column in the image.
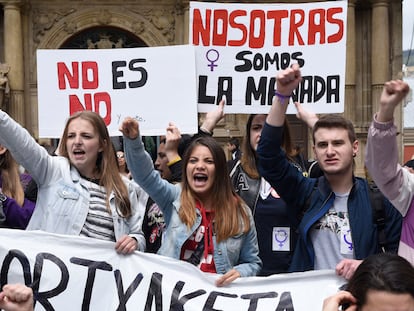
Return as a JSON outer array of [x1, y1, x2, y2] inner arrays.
[[345, 0, 366, 176], [3, 0, 25, 124], [183, 1, 189, 44], [345, 0, 356, 122], [371, 1, 390, 114], [0, 63, 10, 110]]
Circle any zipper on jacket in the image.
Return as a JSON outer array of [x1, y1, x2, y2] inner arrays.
[[303, 191, 335, 262]]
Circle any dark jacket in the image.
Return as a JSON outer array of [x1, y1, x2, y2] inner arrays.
[[230, 161, 260, 213], [257, 122, 402, 272], [230, 159, 303, 275]]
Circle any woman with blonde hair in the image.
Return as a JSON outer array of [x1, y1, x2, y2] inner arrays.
[[0, 109, 147, 254], [0, 145, 35, 228], [121, 117, 261, 286]]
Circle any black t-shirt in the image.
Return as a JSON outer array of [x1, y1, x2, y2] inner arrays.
[[254, 192, 298, 276]]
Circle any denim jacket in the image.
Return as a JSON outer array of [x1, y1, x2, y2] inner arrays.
[[124, 135, 262, 277], [0, 110, 147, 250]]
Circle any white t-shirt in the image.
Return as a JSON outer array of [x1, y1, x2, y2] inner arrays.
[[311, 192, 354, 269]]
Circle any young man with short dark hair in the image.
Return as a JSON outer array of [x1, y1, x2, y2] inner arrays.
[[256, 64, 402, 278]]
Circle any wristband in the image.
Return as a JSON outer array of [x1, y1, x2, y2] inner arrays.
[[167, 156, 182, 167], [274, 90, 291, 103]]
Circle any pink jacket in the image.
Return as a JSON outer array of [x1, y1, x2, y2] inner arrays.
[[365, 115, 414, 265]]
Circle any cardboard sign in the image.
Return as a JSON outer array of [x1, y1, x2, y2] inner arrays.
[[37, 45, 198, 138], [190, 1, 348, 114]]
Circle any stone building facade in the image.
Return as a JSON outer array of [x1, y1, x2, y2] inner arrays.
[[0, 0, 405, 176]]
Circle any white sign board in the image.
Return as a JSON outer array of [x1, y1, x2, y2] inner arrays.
[[37, 45, 198, 138], [0, 229, 345, 310], [190, 1, 348, 114]]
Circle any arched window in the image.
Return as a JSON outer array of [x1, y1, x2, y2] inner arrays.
[[60, 26, 147, 49]]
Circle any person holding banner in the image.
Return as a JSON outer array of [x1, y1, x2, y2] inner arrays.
[[365, 79, 414, 265], [229, 114, 306, 275], [121, 118, 262, 286], [322, 253, 414, 311], [256, 64, 402, 275], [0, 283, 33, 311], [0, 109, 147, 254]]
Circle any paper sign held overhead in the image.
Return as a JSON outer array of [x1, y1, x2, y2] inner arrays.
[[189, 1, 348, 114], [37, 45, 198, 138]]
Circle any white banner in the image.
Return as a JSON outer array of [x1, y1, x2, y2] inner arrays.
[[0, 229, 345, 311], [36, 45, 198, 138], [190, 1, 348, 114]]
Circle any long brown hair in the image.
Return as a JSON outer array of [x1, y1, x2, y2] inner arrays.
[[241, 114, 295, 179], [58, 111, 131, 217], [0, 149, 25, 206], [179, 136, 250, 242]]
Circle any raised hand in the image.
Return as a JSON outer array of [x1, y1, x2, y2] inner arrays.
[[200, 97, 226, 134], [267, 64, 303, 127], [275, 63, 302, 96], [377, 80, 410, 122], [120, 117, 140, 140], [165, 122, 182, 160]]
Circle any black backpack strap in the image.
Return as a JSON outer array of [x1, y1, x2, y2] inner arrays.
[[229, 160, 241, 179], [368, 182, 387, 252]]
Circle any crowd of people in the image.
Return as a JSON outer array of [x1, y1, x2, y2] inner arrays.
[[0, 64, 413, 310]]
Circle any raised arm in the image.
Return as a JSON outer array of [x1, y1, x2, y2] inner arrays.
[[294, 101, 318, 129], [120, 117, 179, 221], [199, 97, 225, 134], [0, 110, 53, 185], [365, 80, 413, 215], [257, 65, 314, 211]]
